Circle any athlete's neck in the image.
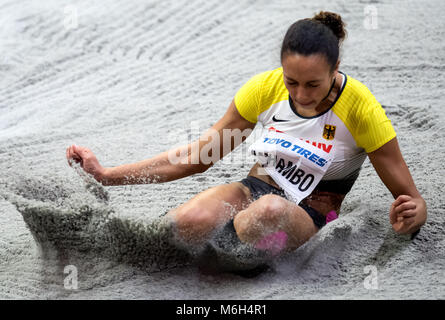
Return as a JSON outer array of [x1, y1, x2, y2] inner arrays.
[[294, 73, 344, 117]]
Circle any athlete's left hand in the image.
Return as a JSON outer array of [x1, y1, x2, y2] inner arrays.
[[389, 195, 427, 235]]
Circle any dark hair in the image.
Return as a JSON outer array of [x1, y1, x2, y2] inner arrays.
[[280, 11, 347, 72]]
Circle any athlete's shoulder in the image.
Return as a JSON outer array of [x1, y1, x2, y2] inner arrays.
[[341, 74, 379, 107], [259, 66, 285, 84], [240, 67, 286, 95], [334, 73, 396, 153], [334, 73, 382, 121], [235, 67, 288, 123], [260, 67, 288, 101]]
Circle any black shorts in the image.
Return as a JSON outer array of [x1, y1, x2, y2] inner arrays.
[[239, 176, 327, 229]]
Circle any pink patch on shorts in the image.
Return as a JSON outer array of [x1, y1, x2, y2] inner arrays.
[[326, 210, 338, 223], [255, 230, 288, 256]]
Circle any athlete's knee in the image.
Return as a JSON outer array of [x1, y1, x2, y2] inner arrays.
[[233, 194, 288, 243], [254, 194, 288, 224]]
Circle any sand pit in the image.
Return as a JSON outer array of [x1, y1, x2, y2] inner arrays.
[[0, 0, 444, 299]]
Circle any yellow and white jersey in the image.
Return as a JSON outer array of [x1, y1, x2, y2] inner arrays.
[[234, 67, 396, 194]]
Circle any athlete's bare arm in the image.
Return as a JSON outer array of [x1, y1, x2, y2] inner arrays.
[[66, 100, 255, 186], [367, 137, 427, 235]]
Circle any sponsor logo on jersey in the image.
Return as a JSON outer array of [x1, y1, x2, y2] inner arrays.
[[262, 137, 328, 168], [268, 127, 333, 153], [300, 138, 333, 153], [323, 125, 336, 140], [268, 126, 285, 133], [272, 115, 291, 122]]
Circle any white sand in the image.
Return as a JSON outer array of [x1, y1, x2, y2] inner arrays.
[[0, 0, 444, 299]]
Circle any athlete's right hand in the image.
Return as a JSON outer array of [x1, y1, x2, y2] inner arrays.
[[66, 145, 106, 183]]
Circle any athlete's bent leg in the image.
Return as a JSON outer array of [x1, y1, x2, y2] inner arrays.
[[166, 182, 252, 245], [233, 194, 318, 252]]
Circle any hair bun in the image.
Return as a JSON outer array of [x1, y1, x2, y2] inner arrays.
[[312, 11, 346, 43]]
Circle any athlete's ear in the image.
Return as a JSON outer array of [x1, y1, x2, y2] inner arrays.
[[332, 60, 340, 75]]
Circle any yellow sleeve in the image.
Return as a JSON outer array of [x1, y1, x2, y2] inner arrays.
[[234, 73, 264, 124], [355, 102, 397, 153]]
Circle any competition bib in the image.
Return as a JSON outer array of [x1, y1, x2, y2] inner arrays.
[[248, 129, 334, 204]]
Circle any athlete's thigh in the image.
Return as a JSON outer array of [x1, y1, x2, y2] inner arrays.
[[167, 181, 253, 224]]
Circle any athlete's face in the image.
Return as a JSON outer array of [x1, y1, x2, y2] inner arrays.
[[282, 53, 339, 112]]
